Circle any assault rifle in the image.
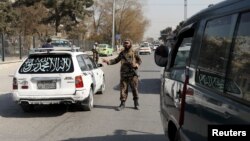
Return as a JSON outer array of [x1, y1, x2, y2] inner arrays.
[[121, 53, 139, 77]]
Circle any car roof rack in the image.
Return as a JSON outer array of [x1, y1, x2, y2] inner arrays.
[[30, 47, 80, 54]]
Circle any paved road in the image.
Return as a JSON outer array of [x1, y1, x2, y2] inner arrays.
[[0, 53, 167, 141]]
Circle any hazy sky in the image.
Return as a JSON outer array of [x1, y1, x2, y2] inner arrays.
[[143, 0, 225, 39]]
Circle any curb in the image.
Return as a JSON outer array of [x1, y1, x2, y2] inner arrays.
[[0, 60, 23, 65]]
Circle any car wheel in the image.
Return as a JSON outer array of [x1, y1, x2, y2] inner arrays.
[[98, 77, 105, 94], [81, 89, 94, 111], [20, 103, 34, 112]]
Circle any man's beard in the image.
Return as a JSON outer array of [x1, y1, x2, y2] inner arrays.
[[124, 46, 131, 50]]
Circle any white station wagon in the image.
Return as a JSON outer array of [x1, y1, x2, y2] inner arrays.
[[12, 48, 105, 112]]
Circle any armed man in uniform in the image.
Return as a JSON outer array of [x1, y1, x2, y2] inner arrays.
[[103, 39, 142, 111], [92, 42, 99, 63]]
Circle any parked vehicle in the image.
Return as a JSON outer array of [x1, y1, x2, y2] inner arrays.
[[155, 0, 250, 141], [97, 44, 113, 56], [51, 37, 72, 47], [12, 47, 105, 112], [139, 42, 152, 55], [152, 44, 160, 51]]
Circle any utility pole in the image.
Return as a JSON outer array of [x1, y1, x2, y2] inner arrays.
[[112, 0, 116, 49], [184, 0, 187, 20]]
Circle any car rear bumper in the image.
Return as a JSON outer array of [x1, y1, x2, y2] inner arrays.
[[12, 89, 89, 105], [139, 50, 151, 54], [98, 51, 111, 56]]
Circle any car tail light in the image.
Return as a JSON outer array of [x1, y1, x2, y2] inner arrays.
[[75, 75, 84, 88], [21, 86, 29, 89], [13, 77, 18, 90]]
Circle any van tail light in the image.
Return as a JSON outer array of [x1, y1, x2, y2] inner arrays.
[[13, 77, 18, 90], [75, 75, 84, 88]]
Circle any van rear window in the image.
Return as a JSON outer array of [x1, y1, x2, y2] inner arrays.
[[19, 54, 74, 73]]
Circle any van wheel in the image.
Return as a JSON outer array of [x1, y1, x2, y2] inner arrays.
[[168, 122, 177, 141], [174, 130, 181, 141], [81, 89, 94, 111], [20, 103, 34, 112]]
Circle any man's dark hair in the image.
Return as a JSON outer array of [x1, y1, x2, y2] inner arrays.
[[47, 38, 52, 43]]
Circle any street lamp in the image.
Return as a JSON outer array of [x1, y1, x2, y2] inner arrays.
[[184, 0, 187, 20], [112, 0, 116, 49]]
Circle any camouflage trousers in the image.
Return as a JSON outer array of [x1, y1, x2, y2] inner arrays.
[[92, 50, 99, 63], [120, 76, 139, 102]]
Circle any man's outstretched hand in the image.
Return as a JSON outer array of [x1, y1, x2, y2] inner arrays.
[[102, 59, 109, 65]]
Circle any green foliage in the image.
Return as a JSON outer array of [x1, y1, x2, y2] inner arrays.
[[13, 0, 43, 7], [42, 0, 94, 33], [160, 27, 172, 41], [12, 0, 94, 34], [0, 1, 18, 34]]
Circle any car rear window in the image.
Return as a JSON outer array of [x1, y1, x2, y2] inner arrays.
[[98, 44, 107, 48], [19, 54, 74, 74]]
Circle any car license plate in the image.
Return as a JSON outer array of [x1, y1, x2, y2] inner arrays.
[[37, 81, 56, 89]]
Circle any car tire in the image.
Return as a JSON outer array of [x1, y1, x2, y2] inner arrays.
[[20, 103, 34, 112], [174, 130, 181, 141], [81, 89, 94, 111], [97, 76, 105, 94]]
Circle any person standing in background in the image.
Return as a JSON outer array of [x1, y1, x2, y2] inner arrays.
[[92, 42, 99, 63]]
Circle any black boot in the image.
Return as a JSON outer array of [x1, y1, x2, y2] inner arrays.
[[117, 101, 125, 111], [134, 100, 140, 110]]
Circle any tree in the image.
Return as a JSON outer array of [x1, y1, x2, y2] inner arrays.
[[12, 1, 52, 51], [66, 22, 87, 40], [14, 1, 50, 37], [14, 0, 94, 35], [146, 37, 154, 43], [88, 0, 149, 43], [0, 0, 18, 34], [87, 0, 107, 42], [13, 0, 43, 7], [115, 0, 149, 43], [160, 27, 172, 42], [43, 0, 94, 34]]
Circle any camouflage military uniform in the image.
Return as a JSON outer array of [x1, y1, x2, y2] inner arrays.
[[108, 48, 142, 103], [92, 48, 99, 63]]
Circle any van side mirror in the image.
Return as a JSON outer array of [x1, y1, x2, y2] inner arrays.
[[154, 45, 169, 67]]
